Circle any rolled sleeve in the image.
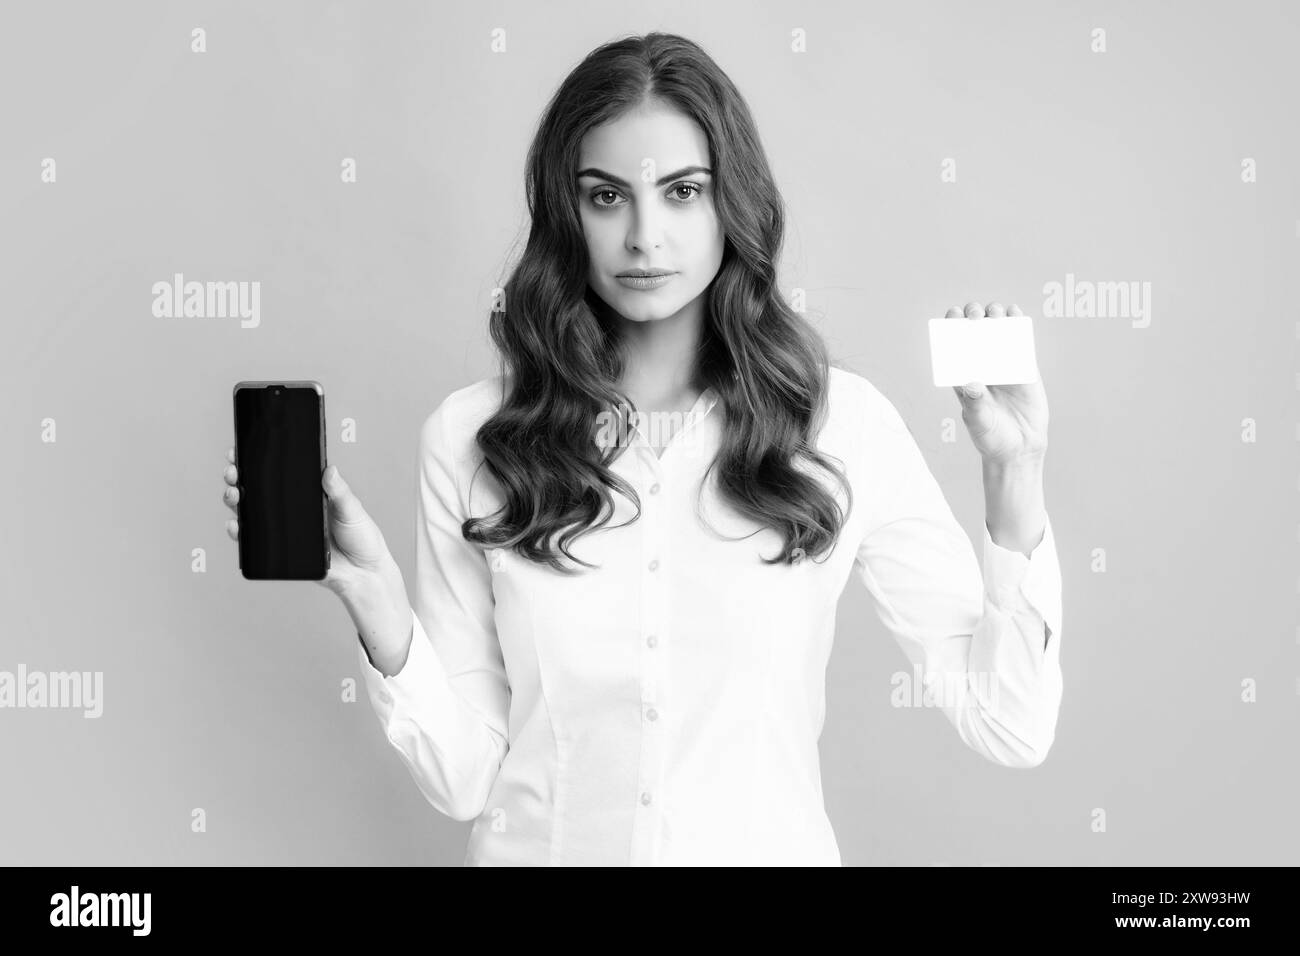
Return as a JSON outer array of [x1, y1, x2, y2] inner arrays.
[[981, 511, 1063, 650]]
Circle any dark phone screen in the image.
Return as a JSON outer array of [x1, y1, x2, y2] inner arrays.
[[234, 385, 327, 580]]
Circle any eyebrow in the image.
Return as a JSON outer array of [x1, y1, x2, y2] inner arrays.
[[575, 165, 713, 188]]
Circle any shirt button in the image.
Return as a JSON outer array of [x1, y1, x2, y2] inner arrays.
[[649, 483, 660, 495], [648, 558, 659, 572], [640, 792, 652, 806], [646, 707, 658, 722], [646, 634, 658, 648]]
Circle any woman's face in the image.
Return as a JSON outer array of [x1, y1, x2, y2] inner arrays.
[[577, 102, 725, 325]]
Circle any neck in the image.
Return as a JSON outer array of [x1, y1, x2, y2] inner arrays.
[[614, 294, 706, 403]]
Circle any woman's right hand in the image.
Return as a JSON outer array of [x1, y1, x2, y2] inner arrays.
[[223, 446, 399, 598]]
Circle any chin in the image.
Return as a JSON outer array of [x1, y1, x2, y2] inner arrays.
[[598, 289, 671, 319], [619, 302, 680, 322]]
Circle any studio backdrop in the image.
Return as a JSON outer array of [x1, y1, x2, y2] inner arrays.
[[2, 0, 1297, 865]]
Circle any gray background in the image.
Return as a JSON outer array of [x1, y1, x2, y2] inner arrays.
[[2, 0, 1296, 865]]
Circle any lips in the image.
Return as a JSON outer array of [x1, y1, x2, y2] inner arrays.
[[617, 269, 675, 277], [615, 271, 675, 291]]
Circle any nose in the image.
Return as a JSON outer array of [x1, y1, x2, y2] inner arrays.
[[625, 202, 664, 253]]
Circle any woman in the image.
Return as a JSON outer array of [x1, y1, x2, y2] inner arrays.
[[222, 32, 1061, 866]]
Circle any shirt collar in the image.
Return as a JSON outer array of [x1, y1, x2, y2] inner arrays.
[[593, 385, 720, 453], [694, 386, 720, 422]]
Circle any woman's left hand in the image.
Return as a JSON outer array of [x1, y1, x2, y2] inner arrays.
[[946, 301, 1049, 467]]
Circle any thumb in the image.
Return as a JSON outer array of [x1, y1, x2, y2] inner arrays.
[[323, 465, 368, 525], [953, 382, 997, 440]]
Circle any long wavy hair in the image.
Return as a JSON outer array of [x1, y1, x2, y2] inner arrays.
[[463, 32, 853, 573]]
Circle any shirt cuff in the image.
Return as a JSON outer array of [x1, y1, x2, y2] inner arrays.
[[981, 511, 1063, 646], [356, 612, 460, 731]]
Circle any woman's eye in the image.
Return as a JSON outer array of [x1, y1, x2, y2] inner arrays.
[[589, 183, 704, 208]]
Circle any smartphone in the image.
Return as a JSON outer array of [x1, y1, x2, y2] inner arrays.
[[232, 381, 329, 580], [928, 315, 1040, 387]]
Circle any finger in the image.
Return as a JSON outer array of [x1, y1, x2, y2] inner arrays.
[[226, 518, 239, 541], [227, 446, 236, 464], [319, 523, 348, 592], [958, 381, 987, 401], [323, 466, 369, 526], [1008, 303, 1024, 316], [224, 464, 238, 486], [986, 302, 1006, 317], [944, 306, 963, 318], [325, 518, 342, 561], [223, 485, 239, 509], [963, 301, 984, 318]]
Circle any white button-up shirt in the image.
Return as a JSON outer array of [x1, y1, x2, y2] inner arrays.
[[358, 366, 1063, 866]]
